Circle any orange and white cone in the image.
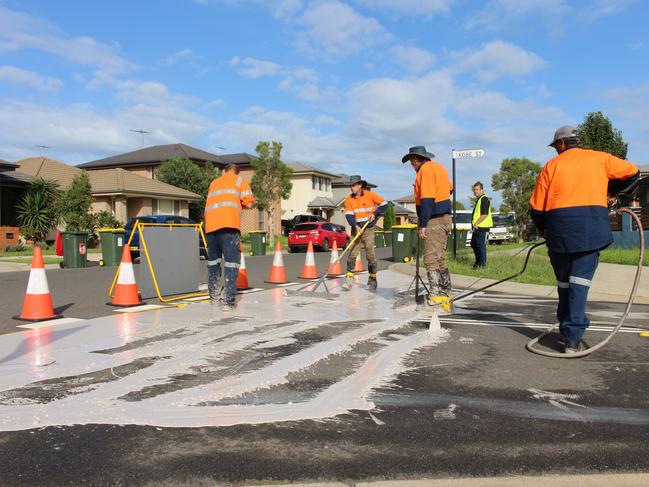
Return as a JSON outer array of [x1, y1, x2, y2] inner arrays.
[[354, 254, 366, 273], [266, 241, 287, 284], [236, 244, 251, 290], [15, 246, 61, 321], [110, 245, 142, 306], [299, 241, 318, 279], [327, 240, 344, 276]]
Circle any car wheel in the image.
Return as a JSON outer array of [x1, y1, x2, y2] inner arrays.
[[321, 239, 329, 252], [288, 246, 295, 253]]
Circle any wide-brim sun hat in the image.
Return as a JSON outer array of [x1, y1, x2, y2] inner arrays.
[[548, 125, 578, 147], [349, 175, 368, 187], [401, 145, 435, 163]]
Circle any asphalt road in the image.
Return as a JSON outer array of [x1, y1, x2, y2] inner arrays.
[[0, 288, 648, 486], [0, 247, 394, 335]]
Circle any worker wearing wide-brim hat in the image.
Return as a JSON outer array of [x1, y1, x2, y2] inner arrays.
[[402, 146, 454, 309], [341, 175, 388, 291]]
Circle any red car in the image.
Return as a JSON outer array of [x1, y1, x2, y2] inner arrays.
[[288, 222, 350, 252]]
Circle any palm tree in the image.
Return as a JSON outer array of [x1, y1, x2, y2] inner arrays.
[[16, 178, 60, 243]]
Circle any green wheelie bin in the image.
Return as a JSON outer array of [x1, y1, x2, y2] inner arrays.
[[249, 230, 267, 256], [61, 231, 89, 268], [97, 228, 126, 267], [447, 230, 469, 255], [374, 230, 385, 248], [383, 229, 393, 247], [391, 224, 417, 263]]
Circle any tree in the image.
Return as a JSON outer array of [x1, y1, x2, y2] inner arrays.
[[158, 156, 219, 221], [250, 141, 293, 245], [491, 158, 542, 241], [453, 201, 466, 211], [58, 171, 94, 231], [383, 201, 396, 230], [16, 178, 60, 243], [577, 111, 628, 159]]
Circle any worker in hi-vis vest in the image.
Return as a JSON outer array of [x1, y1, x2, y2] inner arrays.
[[204, 163, 254, 311], [530, 125, 639, 354], [402, 145, 454, 309], [470, 181, 492, 269]]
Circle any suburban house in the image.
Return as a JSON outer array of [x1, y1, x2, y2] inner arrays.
[[638, 164, 649, 206], [78, 144, 281, 235], [0, 159, 32, 249], [283, 162, 339, 223], [392, 202, 416, 226], [16, 157, 201, 224]]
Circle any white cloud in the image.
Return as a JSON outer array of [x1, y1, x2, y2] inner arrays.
[[164, 48, 194, 65], [585, 0, 637, 21], [354, 0, 455, 16], [230, 56, 282, 78], [389, 45, 435, 73], [603, 83, 649, 161], [0, 99, 211, 164], [465, 0, 569, 33], [0, 6, 135, 86], [452, 41, 546, 82], [295, 0, 391, 59], [0, 66, 63, 91]]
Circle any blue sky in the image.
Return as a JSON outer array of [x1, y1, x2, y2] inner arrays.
[[1, 0, 647, 205]]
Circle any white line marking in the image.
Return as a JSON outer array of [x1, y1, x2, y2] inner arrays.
[[16, 318, 83, 329]]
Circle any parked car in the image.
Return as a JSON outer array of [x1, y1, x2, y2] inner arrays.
[[288, 222, 350, 252], [124, 215, 207, 260], [282, 214, 327, 236], [466, 212, 516, 245]]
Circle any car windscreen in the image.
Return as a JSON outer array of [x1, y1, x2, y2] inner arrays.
[[454, 213, 472, 224], [293, 224, 318, 231], [126, 217, 155, 226]]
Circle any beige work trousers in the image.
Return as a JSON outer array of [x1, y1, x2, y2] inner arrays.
[[423, 214, 452, 272], [347, 227, 377, 274]]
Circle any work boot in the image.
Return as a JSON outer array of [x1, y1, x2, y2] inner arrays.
[[439, 268, 452, 298], [208, 266, 223, 305], [220, 301, 235, 312], [564, 340, 586, 354], [426, 270, 441, 305], [367, 274, 377, 291], [341, 272, 354, 291]]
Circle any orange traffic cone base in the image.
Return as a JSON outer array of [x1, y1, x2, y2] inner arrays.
[[15, 246, 62, 321]]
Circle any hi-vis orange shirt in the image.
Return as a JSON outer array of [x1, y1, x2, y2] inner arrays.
[[530, 148, 639, 253], [204, 172, 254, 233], [414, 160, 453, 227], [344, 190, 387, 228]]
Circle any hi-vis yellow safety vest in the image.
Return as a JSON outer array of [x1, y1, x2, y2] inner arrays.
[[472, 195, 493, 228]]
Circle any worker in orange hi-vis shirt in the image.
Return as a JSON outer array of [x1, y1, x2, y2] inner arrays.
[[204, 163, 254, 311], [402, 146, 454, 308], [530, 125, 639, 354], [341, 175, 388, 291]]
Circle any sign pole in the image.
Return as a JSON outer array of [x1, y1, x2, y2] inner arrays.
[[452, 150, 457, 259]]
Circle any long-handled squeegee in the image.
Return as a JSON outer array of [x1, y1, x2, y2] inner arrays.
[[284, 219, 372, 299]]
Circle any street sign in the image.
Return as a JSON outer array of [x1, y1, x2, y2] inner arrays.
[[452, 149, 485, 159]]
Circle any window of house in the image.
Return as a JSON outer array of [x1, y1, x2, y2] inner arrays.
[[155, 199, 174, 215], [174, 200, 181, 215], [318, 177, 323, 191], [258, 208, 265, 230], [312, 175, 316, 190]]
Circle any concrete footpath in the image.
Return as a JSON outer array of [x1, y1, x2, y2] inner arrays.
[[391, 261, 649, 305]]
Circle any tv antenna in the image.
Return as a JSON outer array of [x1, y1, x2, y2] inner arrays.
[[130, 129, 150, 148], [35, 145, 50, 152]]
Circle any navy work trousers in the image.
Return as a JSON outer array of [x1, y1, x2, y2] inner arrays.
[[548, 249, 600, 343], [206, 229, 241, 306], [471, 229, 489, 267]]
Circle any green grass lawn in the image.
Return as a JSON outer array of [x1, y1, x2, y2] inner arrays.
[[1, 247, 101, 256], [7, 257, 63, 265], [438, 242, 647, 286]]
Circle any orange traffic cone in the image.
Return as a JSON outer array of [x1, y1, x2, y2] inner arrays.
[[266, 241, 287, 284], [110, 245, 142, 306], [299, 241, 318, 279], [237, 244, 251, 290], [15, 246, 61, 321], [327, 240, 344, 276], [355, 254, 366, 273]]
